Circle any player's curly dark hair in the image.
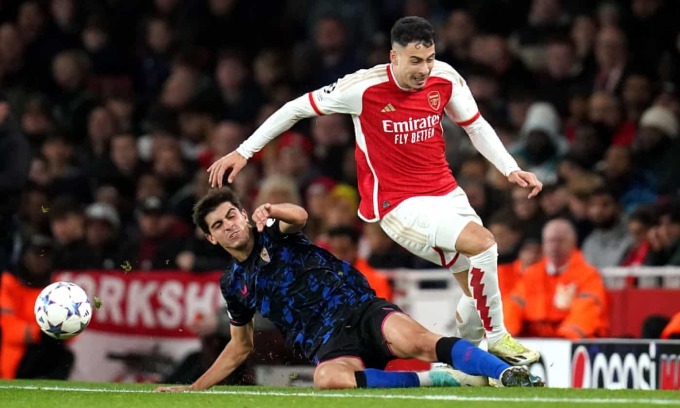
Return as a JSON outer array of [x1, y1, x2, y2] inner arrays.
[[390, 16, 435, 47], [193, 187, 243, 234]]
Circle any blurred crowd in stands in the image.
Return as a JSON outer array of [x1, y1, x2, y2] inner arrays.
[[2, 0, 680, 346]]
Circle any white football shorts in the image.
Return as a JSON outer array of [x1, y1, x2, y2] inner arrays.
[[378, 187, 482, 273]]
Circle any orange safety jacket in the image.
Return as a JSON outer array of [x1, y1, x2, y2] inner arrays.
[[498, 259, 522, 304], [0, 272, 42, 378], [504, 250, 609, 339], [661, 312, 680, 339], [354, 258, 393, 302]]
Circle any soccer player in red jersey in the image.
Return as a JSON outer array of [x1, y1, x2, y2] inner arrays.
[[208, 16, 542, 364]]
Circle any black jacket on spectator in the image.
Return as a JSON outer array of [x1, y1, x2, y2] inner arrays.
[[0, 114, 31, 270]]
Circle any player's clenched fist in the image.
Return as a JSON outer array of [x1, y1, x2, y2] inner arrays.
[[207, 150, 248, 188], [252, 203, 273, 232]]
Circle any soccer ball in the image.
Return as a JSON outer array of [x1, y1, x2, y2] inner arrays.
[[34, 281, 92, 340]]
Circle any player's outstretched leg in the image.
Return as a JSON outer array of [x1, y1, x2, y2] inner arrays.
[[353, 366, 489, 388], [314, 359, 488, 389], [464, 245, 540, 365], [434, 337, 543, 388]]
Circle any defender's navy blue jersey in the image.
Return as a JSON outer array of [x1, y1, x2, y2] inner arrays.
[[220, 219, 377, 361]]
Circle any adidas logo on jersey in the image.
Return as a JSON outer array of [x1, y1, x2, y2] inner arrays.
[[381, 103, 396, 113]]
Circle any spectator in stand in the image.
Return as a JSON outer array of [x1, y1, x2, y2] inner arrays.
[[634, 105, 680, 198], [175, 225, 228, 273], [197, 121, 247, 170], [645, 203, 680, 266], [363, 222, 421, 270], [0, 22, 31, 94], [92, 132, 145, 201], [538, 182, 571, 220], [0, 235, 73, 379], [511, 102, 566, 184], [504, 218, 609, 339], [599, 145, 656, 213], [254, 174, 302, 208], [536, 37, 588, 117], [292, 15, 360, 91], [136, 16, 175, 105], [327, 225, 392, 301], [588, 91, 636, 147], [17, 184, 51, 241], [81, 202, 121, 270], [569, 15, 597, 73], [480, 211, 530, 345], [152, 137, 193, 196], [50, 49, 97, 141], [581, 187, 633, 270], [591, 26, 631, 95], [510, 185, 546, 240], [620, 205, 656, 267], [0, 92, 31, 271], [214, 51, 264, 125], [19, 94, 55, 151], [621, 73, 654, 123], [135, 172, 166, 204], [311, 115, 353, 181], [117, 196, 185, 270], [437, 9, 476, 75], [177, 91, 221, 160], [83, 105, 120, 163], [41, 132, 91, 202], [303, 176, 336, 243], [49, 196, 87, 270]]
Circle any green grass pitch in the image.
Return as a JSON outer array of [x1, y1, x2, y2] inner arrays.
[[1, 380, 678, 408]]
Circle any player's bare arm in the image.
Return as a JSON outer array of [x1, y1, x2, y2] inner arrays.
[[207, 92, 325, 188], [507, 170, 543, 199], [154, 321, 255, 392], [252, 203, 308, 234]]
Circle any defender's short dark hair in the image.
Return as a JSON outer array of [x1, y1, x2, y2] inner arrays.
[[193, 188, 243, 234], [390, 16, 435, 48]]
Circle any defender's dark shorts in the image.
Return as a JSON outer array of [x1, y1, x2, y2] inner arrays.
[[314, 298, 403, 369]]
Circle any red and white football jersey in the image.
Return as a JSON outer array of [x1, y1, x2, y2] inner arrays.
[[308, 61, 481, 221]]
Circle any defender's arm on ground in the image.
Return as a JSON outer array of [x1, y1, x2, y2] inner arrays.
[[252, 203, 308, 234], [155, 321, 255, 392]]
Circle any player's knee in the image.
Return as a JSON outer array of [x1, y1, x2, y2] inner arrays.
[[313, 365, 356, 390], [470, 228, 496, 255]]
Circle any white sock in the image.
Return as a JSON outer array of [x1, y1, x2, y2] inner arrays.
[[467, 244, 507, 344], [416, 371, 432, 386], [455, 294, 485, 346]]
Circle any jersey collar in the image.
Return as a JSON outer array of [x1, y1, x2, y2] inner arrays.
[[387, 64, 412, 92]]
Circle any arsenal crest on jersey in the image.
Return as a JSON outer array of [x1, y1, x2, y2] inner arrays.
[[427, 91, 441, 110], [260, 247, 270, 263]]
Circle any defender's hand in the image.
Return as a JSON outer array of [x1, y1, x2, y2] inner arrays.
[[154, 385, 192, 392], [252, 203, 273, 232], [207, 151, 248, 188], [508, 170, 543, 198]]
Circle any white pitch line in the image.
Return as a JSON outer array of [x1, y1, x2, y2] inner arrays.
[[0, 384, 678, 405]]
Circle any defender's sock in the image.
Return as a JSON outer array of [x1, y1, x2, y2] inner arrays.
[[355, 369, 420, 388], [436, 337, 508, 379]]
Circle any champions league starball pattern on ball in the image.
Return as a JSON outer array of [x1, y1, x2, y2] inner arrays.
[[34, 282, 92, 340]]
